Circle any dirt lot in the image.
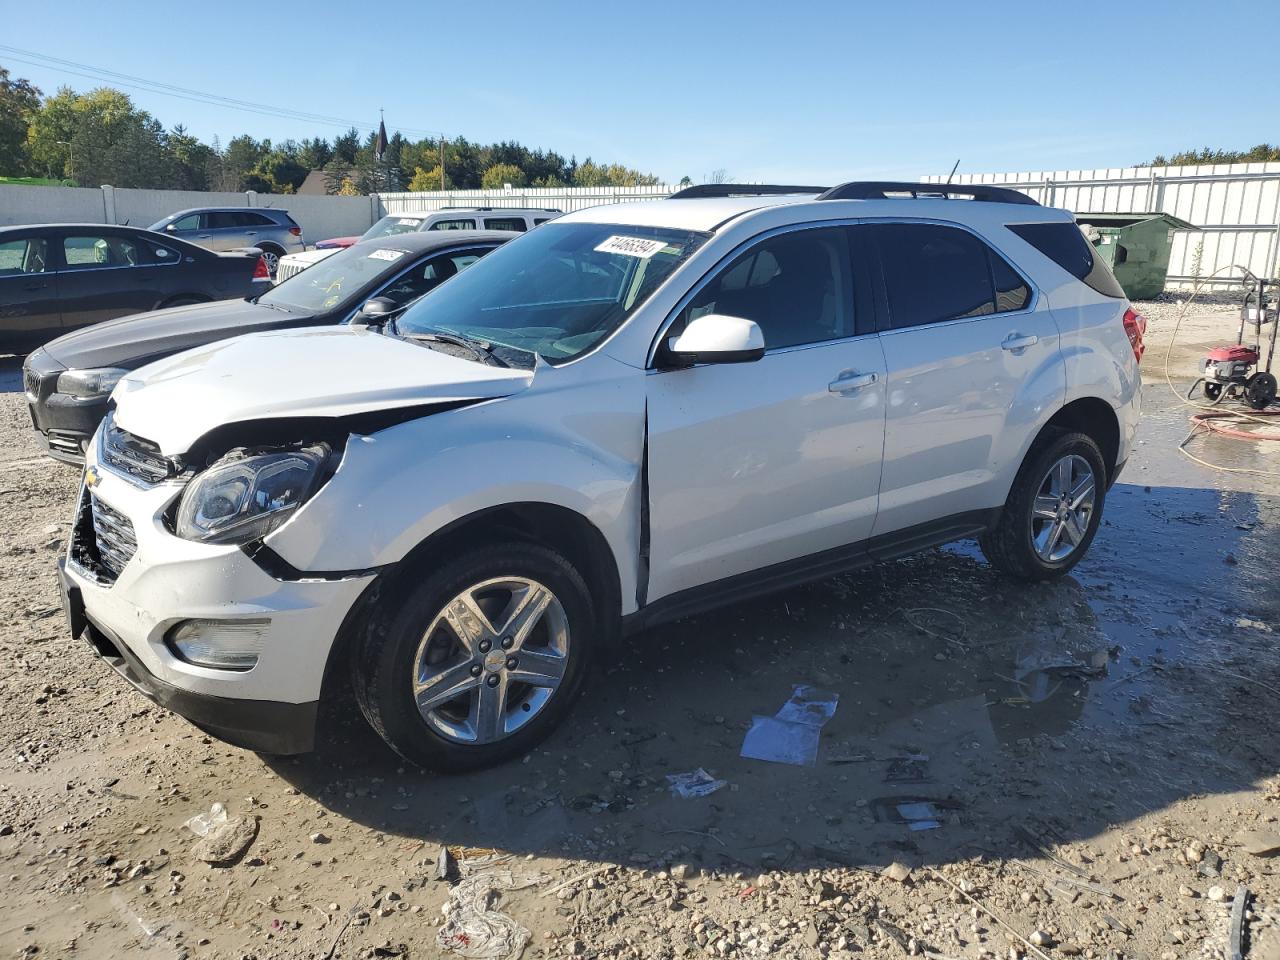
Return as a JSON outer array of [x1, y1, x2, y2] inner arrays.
[[1, 299, 1278, 960]]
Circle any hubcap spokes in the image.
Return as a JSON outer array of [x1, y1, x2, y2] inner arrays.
[[1031, 454, 1095, 563], [412, 577, 569, 744]]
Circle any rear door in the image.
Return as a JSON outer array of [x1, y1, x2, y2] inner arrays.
[[645, 224, 887, 602], [0, 233, 59, 347], [867, 221, 1062, 537], [55, 230, 158, 330], [201, 211, 248, 251]]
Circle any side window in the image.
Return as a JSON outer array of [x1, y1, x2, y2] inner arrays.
[[148, 243, 180, 265], [243, 212, 275, 227], [207, 212, 240, 229], [990, 251, 1030, 312], [533, 218, 551, 226], [62, 235, 139, 270], [1007, 222, 1126, 298], [483, 217, 527, 232], [0, 237, 49, 275], [680, 227, 853, 350], [377, 247, 490, 305], [170, 214, 200, 231], [874, 224, 995, 329], [427, 218, 476, 231]]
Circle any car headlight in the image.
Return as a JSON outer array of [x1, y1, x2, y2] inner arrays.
[[175, 445, 330, 545], [56, 367, 129, 400]]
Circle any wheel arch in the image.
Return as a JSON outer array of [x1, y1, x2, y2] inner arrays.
[[1041, 396, 1120, 482], [319, 501, 623, 704]]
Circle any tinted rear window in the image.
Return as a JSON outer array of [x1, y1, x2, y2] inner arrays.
[[874, 223, 995, 329], [1007, 222, 1125, 299]]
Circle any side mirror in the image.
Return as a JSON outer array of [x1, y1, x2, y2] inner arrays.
[[664, 313, 765, 366], [359, 296, 397, 319], [164, 223, 178, 232]]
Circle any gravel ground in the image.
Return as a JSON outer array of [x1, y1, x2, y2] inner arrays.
[[1, 301, 1278, 960]]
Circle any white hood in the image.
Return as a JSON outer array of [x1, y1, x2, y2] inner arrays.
[[111, 326, 532, 455]]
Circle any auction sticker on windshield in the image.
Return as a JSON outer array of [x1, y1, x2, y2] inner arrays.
[[367, 249, 406, 261], [594, 235, 669, 259]]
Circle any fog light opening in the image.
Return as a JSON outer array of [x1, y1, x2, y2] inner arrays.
[[166, 618, 269, 671]]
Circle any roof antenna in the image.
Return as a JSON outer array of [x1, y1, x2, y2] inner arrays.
[[945, 158, 960, 184]]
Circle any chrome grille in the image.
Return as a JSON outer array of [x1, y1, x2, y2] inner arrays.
[[89, 494, 137, 580], [23, 366, 42, 401], [274, 259, 307, 282], [102, 419, 173, 485]]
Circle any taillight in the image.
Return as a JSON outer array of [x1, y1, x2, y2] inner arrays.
[[288, 226, 302, 237], [1122, 307, 1146, 363], [252, 256, 271, 281]]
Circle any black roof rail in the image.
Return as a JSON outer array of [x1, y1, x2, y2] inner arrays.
[[817, 181, 1040, 206], [667, 183, 829, 200]]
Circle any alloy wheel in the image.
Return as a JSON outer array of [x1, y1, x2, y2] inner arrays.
[[411, 577, 570, 744], [1030, 454, 1096, 562]]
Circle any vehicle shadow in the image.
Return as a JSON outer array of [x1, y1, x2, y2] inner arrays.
[[266, 480, 1280, 877]]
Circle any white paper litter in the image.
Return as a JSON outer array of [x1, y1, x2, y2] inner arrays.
[[740, 684, 840, 766], [437, 870, 544, 959], [774, 685, 840, 725], [184, 802, 227, 837], [666, 768, 727, 798]]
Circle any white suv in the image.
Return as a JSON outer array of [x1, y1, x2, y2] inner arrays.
[[58, 182, 1144, 770]]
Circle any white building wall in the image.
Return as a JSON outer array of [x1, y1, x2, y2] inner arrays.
[[923, 163, 1280, 289]]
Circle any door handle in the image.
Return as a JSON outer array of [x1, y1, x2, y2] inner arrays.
[[828, 371, 878, 394], [197, 234, 212, 239], [1002, 333, 1039, 352], [244, 231, 257, 236]]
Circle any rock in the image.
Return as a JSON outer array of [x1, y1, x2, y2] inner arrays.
[[1179, 885, 1197, 898], [804, 923, 820, 948], [882, 862, 913, 883], [1029, 931, 1054, 948], [671, 864, 695, 881], [1236, 829, 1280, 857], [0, 825, 11, 837], [310, 832, 330, 844], [192, 815, 258, 865], [1207, 885, 1227, 902]]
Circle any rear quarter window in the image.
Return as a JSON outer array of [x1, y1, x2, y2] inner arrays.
[[1007, 222, 1126, 299]]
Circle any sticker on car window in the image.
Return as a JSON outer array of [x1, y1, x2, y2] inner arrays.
[[368, 249, 406, 261], [594, 236, 669, 259], [398, 219, 419, 225]]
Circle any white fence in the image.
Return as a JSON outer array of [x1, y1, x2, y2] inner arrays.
[[377, 184, 677, 214], [923, 163, 1280, 289], [0, 183, 381, 243]]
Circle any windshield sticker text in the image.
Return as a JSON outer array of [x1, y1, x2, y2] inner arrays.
[[594, 235, 669, 259], [368, 249, 406, 261]]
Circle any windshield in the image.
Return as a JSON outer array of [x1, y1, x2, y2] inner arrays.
[[361, 215, 425, 240], [259, 244, 410, 313], [394, 222, 706, 362]]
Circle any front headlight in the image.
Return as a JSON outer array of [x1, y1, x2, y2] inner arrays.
[[56, 367, 129, 400], [175, 445, 330, 545]]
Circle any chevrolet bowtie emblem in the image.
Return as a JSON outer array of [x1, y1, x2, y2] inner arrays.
[[84, 466, 100, 488]]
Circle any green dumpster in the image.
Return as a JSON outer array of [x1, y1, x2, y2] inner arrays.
[[1075, 212, 1197, 300]]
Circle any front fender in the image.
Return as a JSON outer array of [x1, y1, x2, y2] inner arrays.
[[264, 367, 647, 613]]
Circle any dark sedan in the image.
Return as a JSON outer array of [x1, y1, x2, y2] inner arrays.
[[1, 223, 270, 355], [24, 231, 511, 462]]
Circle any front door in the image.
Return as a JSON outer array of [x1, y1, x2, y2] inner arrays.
[[645, 225, 887, 603], [865, 221, 1063, 536]]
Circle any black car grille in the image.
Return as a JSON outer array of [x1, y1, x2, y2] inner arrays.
[[47, 431, 85, 457], [102, 420, 174, 485], [23, 366, 41, 401], [69, 487, 138, 584]]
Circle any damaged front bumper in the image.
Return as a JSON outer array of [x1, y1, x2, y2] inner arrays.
[[59, 455, 374, 754]]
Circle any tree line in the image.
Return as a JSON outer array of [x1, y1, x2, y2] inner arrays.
[[0, 65, 666, 194]]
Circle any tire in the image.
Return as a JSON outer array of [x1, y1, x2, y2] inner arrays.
[[351, 542, 596, 771], [1244, 372, 1277, 411], [979, 430, 1107, 581], [1203, 381, 1223, 402], [257, 245, 284, 277]]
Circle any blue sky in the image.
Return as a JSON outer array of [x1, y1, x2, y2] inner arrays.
[[1, 0, 1275, 183]]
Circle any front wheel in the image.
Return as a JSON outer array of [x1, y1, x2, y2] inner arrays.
[[351, 542, 596, 771], [979, 431, 1107, 580]]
